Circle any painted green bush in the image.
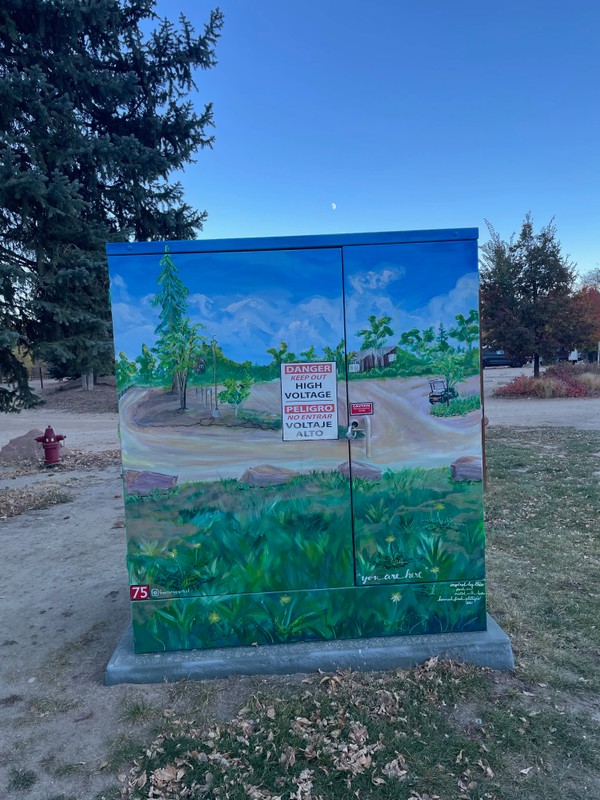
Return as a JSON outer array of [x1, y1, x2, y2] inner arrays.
[[430, 394, 481, 417]]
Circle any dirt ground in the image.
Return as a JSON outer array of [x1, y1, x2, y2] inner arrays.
[[0, 368, 598, 799]]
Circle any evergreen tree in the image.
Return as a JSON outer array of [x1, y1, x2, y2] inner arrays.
[[0, 1, 223, 398], [0, 256, 40, 411], [435, 322, 451, 352], [481, 215, 595, 377], [152, 247, 189, 343], [151, 246, 204, 405]]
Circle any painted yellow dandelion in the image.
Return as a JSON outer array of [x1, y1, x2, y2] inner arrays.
[[280, 595, 292, 604], [430, 567, 440, 575], [167, 549, 178, 558], [385, 535, 396, 543], [434, 503, 445, 510], [391, 592, 402, 603], [208, 612, 221, 624]]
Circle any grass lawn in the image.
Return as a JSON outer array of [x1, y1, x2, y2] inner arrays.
[[107, 427, 600, 800]]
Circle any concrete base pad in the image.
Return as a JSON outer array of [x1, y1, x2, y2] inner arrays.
[[104, 614, 513, 685]]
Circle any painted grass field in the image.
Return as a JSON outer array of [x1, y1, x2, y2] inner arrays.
[[124, 464, 485, 651]]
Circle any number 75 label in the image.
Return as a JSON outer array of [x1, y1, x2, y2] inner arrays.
[[130, 585, 150, 600]]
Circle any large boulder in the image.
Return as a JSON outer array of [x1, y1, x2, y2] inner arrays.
[[124, 470, 178, 495], [239, 464, 300, 487], [337, 460, 382, 481], [0, 429, 45, 463], [451, 456, 483, 482]]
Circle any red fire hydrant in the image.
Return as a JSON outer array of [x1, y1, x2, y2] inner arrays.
[[35, 426, 66, 466]]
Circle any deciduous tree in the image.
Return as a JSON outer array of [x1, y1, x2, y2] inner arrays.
[[449, 310, 480, 352], [218, 376, 252, 418], [480, 215, 595, 377], [356, 315, 394, 354]]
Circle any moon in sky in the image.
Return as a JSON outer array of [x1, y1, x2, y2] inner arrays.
[[331, 202, 337, 210]]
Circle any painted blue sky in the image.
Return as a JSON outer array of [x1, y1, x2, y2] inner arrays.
[[149, 0, 599, 275], [109, 239, 478, 363]]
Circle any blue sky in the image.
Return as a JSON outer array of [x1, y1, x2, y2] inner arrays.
[[150, 0, 599, 275], [109, 239, 478, 363]]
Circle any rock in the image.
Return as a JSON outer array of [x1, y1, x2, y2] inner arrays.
[[239, 464, 300, 487], [451, 456, 483, 481], [124, 470, 178, 495], [337, 460, 382, 480], [0, 429, 45, 463]]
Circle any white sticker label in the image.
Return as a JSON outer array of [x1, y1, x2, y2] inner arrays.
[[281, 362, 338, 441]]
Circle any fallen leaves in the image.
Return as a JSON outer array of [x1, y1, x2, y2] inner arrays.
[[0, 484, 74, 518]]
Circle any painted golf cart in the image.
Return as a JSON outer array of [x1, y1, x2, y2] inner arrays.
[[428, 379, 458, 406]]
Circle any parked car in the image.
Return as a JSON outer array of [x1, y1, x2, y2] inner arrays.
[[482, 349, 527, 368], [428, 379, 458, 405]]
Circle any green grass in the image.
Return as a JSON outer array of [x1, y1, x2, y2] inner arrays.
[[120, 699, 157, 725], [117, 663, 600, 800], [7, 768, 38, 791], [27, 695, 79, 718], [112, 425, 600, 800], [485, 427, 600, 692]]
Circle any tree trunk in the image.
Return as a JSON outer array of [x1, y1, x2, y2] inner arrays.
[[81, 371, 94, 390], [179, 372, 187, 410], [533, 354, 541, 378]]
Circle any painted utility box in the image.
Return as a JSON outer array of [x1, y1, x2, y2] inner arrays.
[[107, 228, 486, 654]]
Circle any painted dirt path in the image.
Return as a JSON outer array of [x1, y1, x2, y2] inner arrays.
[[117, 375, 482, 482]]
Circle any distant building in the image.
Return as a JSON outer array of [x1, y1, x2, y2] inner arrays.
[[348, 346, 397, 373]]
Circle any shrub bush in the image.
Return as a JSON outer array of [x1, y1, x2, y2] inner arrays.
[[494, 367, 599, 398], [430, 394, 481, 416]]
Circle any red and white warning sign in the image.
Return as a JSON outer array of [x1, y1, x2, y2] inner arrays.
[[349, 402, 374, 416], [281, 362, 338, 441]]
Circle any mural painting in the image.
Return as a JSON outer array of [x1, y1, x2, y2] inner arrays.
[[107, 230, 486, 653]]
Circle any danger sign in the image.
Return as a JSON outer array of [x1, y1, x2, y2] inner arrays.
[[281, 362, 338, 441]]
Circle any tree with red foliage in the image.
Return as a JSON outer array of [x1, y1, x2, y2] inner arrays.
[[574, 286, 600, 345]]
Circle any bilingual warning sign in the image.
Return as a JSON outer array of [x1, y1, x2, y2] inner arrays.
[[281, 362, 338, 441]]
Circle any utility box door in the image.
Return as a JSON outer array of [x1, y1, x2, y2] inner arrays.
[[341, 240, 485, 589], [112, 246, 356, 597]]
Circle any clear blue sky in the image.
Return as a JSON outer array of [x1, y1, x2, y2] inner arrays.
[[154, 0, 599, 275]]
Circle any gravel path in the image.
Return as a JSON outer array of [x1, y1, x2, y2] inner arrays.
[[482, 366, 600, 430]]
